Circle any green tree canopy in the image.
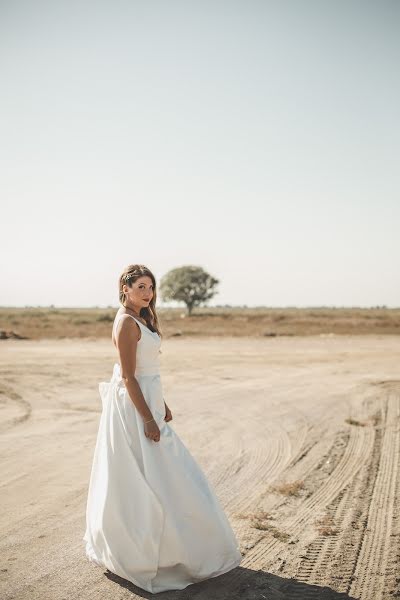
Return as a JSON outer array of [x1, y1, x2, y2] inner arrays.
[[160, 265, 219, 315]]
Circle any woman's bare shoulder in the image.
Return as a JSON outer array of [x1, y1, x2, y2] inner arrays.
[[113, 311, 141, 343]]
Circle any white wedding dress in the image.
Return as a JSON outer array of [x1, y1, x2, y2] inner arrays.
[[82, 312, 242, 593]]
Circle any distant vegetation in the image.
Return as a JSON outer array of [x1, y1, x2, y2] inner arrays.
[[0, 306, 399, 340], [160, 265, 219, 315]]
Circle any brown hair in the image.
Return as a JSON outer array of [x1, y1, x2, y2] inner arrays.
[[118, 264, 162, 337]]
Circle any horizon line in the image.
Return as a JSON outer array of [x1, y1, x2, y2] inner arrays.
[[0, 304, 397, 310]]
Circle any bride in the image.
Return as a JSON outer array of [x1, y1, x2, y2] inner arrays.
[[83, 264, 242, 593]]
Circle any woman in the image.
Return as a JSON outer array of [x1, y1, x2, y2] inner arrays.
[[82, 264, 242, 593]]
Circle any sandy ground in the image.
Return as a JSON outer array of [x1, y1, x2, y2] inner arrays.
[[1, 335, 399, 600]]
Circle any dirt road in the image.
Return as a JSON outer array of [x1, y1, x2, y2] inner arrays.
[[1, 335, 399, 599]]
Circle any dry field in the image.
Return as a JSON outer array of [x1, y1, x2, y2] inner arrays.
[[1, 306, 400, 340], [0, 330, 399, 599]]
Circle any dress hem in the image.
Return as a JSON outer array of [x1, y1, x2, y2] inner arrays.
[[83, 535, 242, 594]]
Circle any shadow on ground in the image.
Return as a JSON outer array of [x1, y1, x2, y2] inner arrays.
[[105, 566, 357, 599]]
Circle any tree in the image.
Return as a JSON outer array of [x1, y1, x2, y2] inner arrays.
[[160, 265, 219, 315]]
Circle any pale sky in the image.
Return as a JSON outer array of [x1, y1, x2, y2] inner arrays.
[[1, 0, 399, 308]]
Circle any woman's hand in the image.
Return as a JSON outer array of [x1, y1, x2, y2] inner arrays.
[[164, 400, 173, 422], [144, 419, 160, 442]]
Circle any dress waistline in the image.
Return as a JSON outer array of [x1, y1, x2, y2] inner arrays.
[[111, 363, 160, 384]]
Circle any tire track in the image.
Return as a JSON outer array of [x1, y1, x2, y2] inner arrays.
[[0, 384, 32, 433], [385, 392, 400, 599], [211, 400, 308, 515], [209, 428, 246, 490], [225, 411, 309, 551], [221, 422, 293, 514], [229, 387, 399, 599], [229, 406, 351, 555], [227, 423, 293, 553], [349, 392, 400, 599], [233, 396, 377, 577], [59, 401, 101, 413], [291, 407, 383, 594]]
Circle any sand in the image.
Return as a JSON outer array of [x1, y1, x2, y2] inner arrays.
[[1, 335, 399, 600]]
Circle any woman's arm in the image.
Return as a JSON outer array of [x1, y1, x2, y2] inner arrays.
[[115, 316, 160, 442], [163, 397, 173, 422], [115, 316, 154, 422]]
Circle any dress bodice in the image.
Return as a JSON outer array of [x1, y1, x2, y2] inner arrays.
[[112, 313, 161, 377]]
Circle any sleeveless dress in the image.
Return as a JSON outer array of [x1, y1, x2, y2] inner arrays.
[[82, 312, 242, 593]]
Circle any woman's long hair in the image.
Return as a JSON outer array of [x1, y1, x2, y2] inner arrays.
[[118, 264, 162, 337]]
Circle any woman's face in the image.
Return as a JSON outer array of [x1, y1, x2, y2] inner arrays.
[[124, 275, 154, 308]]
